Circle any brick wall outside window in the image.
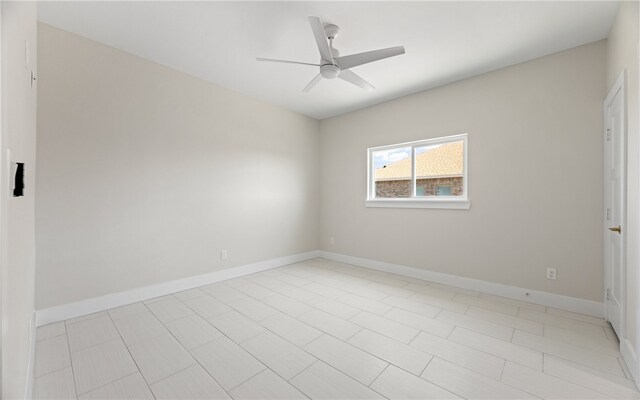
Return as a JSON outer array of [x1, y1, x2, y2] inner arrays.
[[375, 177, 463, 198]]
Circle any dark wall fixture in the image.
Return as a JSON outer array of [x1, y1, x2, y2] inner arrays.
[[13, 162, 24, 197]]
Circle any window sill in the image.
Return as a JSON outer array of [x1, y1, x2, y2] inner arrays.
[[365, 198, 471, 209]]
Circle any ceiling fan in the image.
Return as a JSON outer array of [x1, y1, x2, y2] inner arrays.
[[257, 16, 405, 93]]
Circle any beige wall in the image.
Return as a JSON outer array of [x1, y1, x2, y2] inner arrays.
[[1, 1, 38, 398], [35, 24, 320, 309], [606, 0, 640, 371], [320, 41, 606, 302]]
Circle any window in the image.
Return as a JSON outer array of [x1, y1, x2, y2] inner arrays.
[[367, 133, 469, 209]]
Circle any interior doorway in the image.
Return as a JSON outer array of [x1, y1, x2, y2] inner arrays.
[[604, 70, 627, 340]]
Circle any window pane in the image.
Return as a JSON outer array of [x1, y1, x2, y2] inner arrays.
[[414, 140, 464, 197], [373, 146, 412, 198], [437, 186, 452, 196]]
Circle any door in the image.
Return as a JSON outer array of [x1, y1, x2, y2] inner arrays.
[[604, 71, 627, 339]]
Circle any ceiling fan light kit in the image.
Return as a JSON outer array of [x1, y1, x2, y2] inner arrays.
[[320, 64, 340, 79], [257, 16, 405, 93]]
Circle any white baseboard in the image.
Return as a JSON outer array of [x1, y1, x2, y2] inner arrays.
[[36, 248, 604, 325], [25, 312, 36, 399], [320, 250, 604, 318], [621, 338, 640, 388], [36, 250, 320, 326]]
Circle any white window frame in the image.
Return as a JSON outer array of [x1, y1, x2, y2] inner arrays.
[[366, 133, 470, 209]]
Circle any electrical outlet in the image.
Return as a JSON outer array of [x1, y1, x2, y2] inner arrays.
[[546, 268, 557, 280], [220, 250, 228, 260], [329, 237, 335, 245]]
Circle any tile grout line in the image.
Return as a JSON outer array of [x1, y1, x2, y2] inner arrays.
[[145, 301, 239, 399], [105, 305, 157, 399], [286, 359, 319, 384], [80, 371, 143, 398], [278, 263, 634, 396], [286, 262, 625, 387], [32, 326, 78, 398], [40, 259, 630, 400], [186, 293, 319, 399], [168, 284, 327, 398], [417, 354, 435, 377], [502, 357, 634, 398], [234, 335, 317, 392], [62, 323, 80, 399], [367, 363, 390, 388]]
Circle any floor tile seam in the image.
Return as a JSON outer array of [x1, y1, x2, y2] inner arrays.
[[224, 349, 314, 395], [514, 329, 627, 366], [373, 356, 465, 400], [232, 320, 324, 378], [62, 323, 80, 399], [533, 350, 627, 380], [75, 371, 143, 399], [148, 303, 244, 399], [54, 262, 627, 399], [33, 334, 75, 397], [542, 354, 638, 396], [66, 320, 124, 355], [366, 363, 390, 389], [111, 306, 171, 347], [247, 311, 323, 347], [539, 328, 623, 356], [407, 330, 515, 379], [290, 358, 391, 400], [100, 307, 156, 398], [281, 264, 626, 392], [145, 299, 197, 325], [36, 330, 67, 343], [417, 354, 435, 377], [180, 294, 234, 321], [433, 326, 547, 371], [65, 312, 106, 327], [498, 359, 631, 399], [543, 309, 611, 328], [436, 310, 518, 337], [294, 308, 368, 343], [462, 310, 545, 336], [382, 305, 450, 331], [404, 293, 472, 314], [228, 275, 314, 304], [108, 305, 149, 321], [286, 359, 319, 383], [33, 363, 73, 382], [268, 268, 618, 377], [345, 309, 429, 344], [306, 330, 445, 383], [517, 315, 611, 334]]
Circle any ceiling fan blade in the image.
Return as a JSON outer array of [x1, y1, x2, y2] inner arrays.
[[339, 70, 374, 92], [308, 16, 333, 63], [256, 58, 320, 67], [335, 46, 405, 70], [302, 73, 323, 93]]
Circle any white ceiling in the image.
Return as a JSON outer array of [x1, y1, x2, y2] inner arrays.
[[38, 1, 619, 120]]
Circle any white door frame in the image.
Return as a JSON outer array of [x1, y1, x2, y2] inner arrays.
[[603, 70, 627, 332], [0, 3, 3, 395]]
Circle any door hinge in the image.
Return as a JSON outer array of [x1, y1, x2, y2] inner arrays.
[[606, 288, 611, 301], [606, 128, 612, 141], [606, 208, 611, 221]]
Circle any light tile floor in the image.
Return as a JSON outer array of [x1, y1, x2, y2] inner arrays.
[[34, 258, 640, 399]]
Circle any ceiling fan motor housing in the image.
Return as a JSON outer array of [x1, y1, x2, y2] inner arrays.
[[320, 64, 340, 79]]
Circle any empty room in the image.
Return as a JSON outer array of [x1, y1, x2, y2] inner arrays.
[[2, 1, 640, 399]]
